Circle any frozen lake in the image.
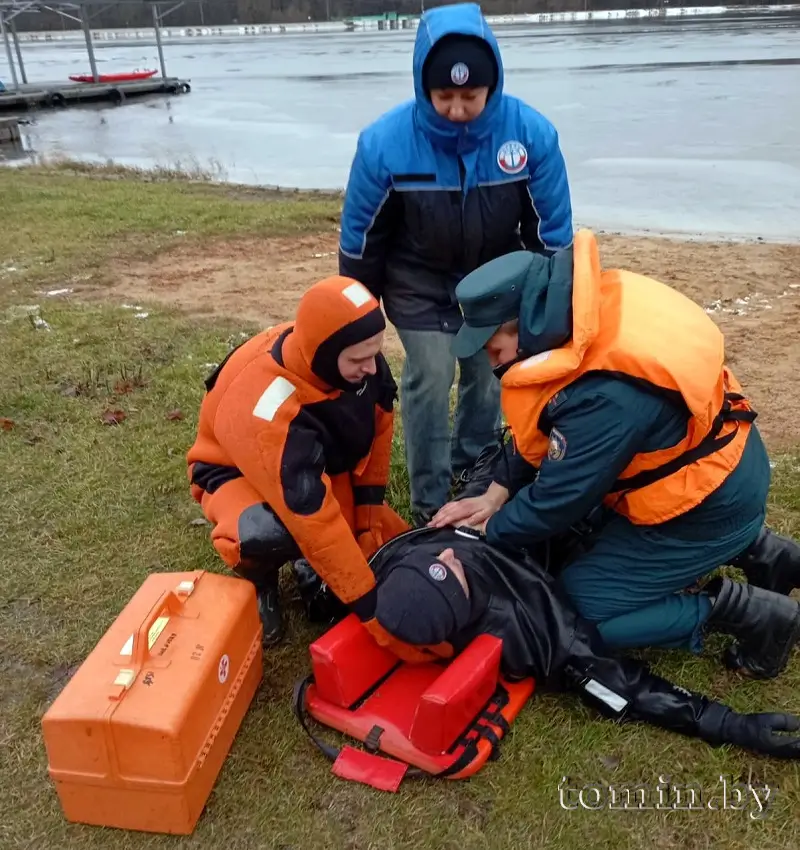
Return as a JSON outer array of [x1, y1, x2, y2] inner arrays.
[[3, 10, 800, 240]]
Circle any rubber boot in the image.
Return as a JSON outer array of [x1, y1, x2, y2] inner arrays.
[[292, 559, 346, 625], [251, 568, 284, 647], [411, 507, 435, 529], [451, 440, 508, 501], [731, 526, 800, 596], [705, 577, 800, 679]]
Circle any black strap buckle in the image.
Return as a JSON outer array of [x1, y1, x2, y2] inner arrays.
[[292, 675, 426, 777], [364, 725, 384, 753]]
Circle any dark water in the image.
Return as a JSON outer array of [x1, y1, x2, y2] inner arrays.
[[4, 12, 800, 239]]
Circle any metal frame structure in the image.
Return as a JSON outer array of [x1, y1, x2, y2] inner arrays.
[[0, 0, 184, 91]]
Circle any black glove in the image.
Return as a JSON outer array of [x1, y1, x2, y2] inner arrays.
[[710, 705, 800, 759]]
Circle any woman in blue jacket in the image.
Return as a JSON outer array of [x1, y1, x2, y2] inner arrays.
[[339, 2, 573, 525]]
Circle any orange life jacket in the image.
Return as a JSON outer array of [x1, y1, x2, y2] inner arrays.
[[500, 229, 757, 526]]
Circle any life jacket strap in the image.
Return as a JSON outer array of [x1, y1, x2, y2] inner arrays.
[[608, 392, 757, 496]]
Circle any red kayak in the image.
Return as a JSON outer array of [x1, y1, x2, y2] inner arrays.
[[68, 69, 158, 83]]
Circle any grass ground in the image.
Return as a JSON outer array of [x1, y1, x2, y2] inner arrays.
[[1, 166, 800, 849]]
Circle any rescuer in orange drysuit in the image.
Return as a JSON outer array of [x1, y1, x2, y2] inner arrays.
[[186, 276, 441, 658]]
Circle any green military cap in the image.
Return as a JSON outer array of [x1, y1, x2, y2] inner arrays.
[[452, 251, 536, 359]]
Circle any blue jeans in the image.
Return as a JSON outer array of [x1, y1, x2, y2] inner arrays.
[[396, 328, 502, 521]]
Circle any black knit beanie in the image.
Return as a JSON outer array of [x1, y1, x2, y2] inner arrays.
[[374, 550, 471, 645], [423, 34, 498, 94]]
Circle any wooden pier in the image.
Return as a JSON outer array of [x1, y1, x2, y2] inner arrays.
[[0, 77, 191, 113], [1, 0, 192, 114], [0, 115, 21, 141]]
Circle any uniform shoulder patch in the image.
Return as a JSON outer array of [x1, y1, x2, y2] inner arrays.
[[547, 427, 567, 461], [253, 376, 296, 422], [547, 389, 568, 414]]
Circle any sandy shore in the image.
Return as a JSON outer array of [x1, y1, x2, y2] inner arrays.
[[94, 229, 800, 450]]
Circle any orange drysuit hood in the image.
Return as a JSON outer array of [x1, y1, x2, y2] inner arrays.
[[281, 276, 386, 392]]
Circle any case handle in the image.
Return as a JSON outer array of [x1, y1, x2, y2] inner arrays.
[[110, 586, 192, 699], [130, 589, 185, 670]]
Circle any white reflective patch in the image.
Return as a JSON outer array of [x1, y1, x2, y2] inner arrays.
[[521, 350, 553, 368], [342, 282, 372, 308], [253, 377, 296, 422], [584, 679, 629, 713]]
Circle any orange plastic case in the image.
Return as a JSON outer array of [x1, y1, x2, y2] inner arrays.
[[41, 570, 263, 835]]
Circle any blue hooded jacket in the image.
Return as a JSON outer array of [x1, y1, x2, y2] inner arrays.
[[338, 3, 574, 334]]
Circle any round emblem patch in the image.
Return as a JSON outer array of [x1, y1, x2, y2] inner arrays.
[[450, 62, 469, 86], [217, 653, 230, 684], [497, 140, 528, 175], [428, 563, 448, 582]]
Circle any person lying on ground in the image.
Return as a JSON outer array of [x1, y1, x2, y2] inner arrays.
[[370, 525, 800, 760], [430, 228, 800, 679], [186, 275, 420, 654]]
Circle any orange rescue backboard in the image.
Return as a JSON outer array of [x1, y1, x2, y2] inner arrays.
[[41, 570, 263, 835]]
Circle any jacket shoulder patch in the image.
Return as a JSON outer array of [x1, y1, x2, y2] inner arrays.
[[253, 377, 296, 422], [547, 389, 568, 414], [497, 140, 528, 175], [547, 427, 567, 461]]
